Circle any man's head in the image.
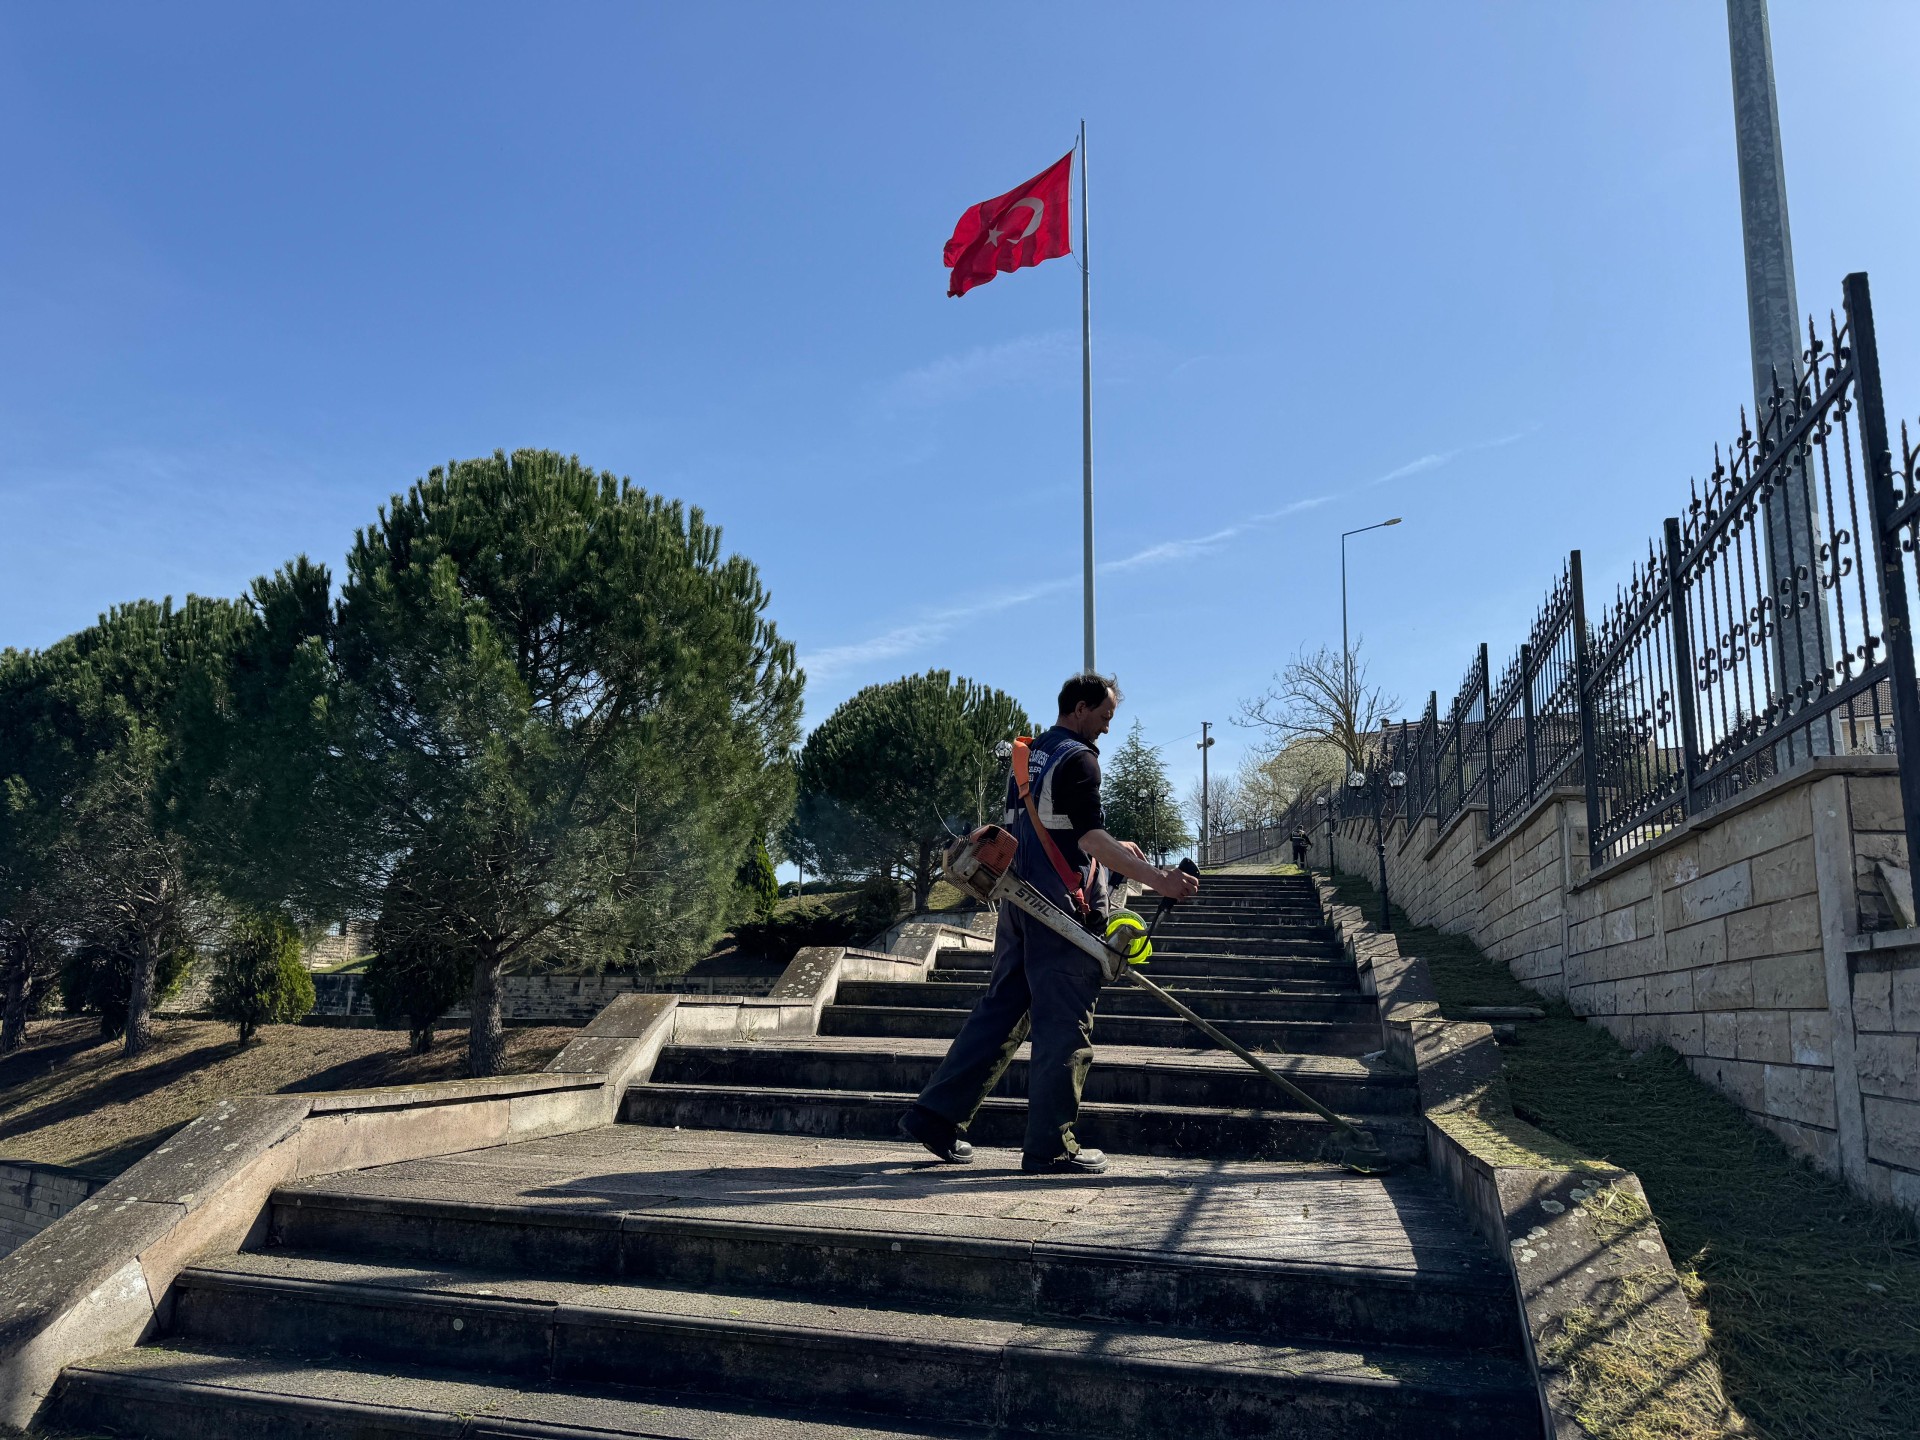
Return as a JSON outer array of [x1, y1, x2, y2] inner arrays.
[[1057, 672, 1120, 742]]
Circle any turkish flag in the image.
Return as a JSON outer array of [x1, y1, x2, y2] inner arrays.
[[943, 151, 1074, 298]]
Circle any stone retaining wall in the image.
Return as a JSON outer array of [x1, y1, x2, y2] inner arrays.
[[0, 1162, 105, 1261], [1327, 757, 1920, 1216]]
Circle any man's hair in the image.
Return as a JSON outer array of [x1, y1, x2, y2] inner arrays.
[[1057, 672, 1121, 716]]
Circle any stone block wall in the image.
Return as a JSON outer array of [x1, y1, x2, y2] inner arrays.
[[1324, 758, 1920, 1216], [0, 1161, 104, 1259]]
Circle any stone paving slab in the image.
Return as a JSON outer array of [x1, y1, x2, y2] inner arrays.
[[280, 1127, 1503, 1281]]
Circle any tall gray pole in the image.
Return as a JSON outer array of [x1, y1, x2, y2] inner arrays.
[[1197, 722, 1214, 866], [1079, 120, 1096, 673], [1728, 0, 1830, 746]]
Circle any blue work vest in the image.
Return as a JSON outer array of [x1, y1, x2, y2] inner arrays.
[[1006, 728, 1095, 909]]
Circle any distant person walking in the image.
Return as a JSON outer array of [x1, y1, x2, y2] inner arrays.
[[898, 673, 1199, 1174], [1290, 827, 1309, 869]]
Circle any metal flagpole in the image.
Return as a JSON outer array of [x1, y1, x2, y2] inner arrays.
[[1079, 119, 1096, 673]]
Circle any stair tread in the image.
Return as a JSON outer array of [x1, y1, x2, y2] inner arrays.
[[666, 1036, 1405, 1078], [61, 1343, 983, 1439], [176, 1253, 1531, 1392], [275, 1129, 1503, 1282], [632, 1080, 1422, 1133]]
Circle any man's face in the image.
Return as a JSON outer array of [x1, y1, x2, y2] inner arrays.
[[1071, 690, 1118, 740]]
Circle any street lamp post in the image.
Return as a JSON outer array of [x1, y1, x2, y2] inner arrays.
[[1197, 723, 1215, 868], [1341, 518, 1403, 717], [1318, 792, 1334, 875]]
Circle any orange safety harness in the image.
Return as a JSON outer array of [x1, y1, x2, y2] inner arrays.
[[1009, 736, 1091, 918]]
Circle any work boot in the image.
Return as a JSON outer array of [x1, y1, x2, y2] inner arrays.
[[899, 1106, 974, 1164], [1022, 1147, 1107, 1175]]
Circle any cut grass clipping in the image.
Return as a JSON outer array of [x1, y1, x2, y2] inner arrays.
[[1324, 868, 1920, 1440]]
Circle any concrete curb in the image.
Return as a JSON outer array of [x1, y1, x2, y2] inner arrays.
[[0, 921, 968, 1434], [1315, 874, 1739, 1440]]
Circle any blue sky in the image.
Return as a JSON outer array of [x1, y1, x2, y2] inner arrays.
[[5, 3, 1919, 815]]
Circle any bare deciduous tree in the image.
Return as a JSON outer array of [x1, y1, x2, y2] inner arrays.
[[1236, 642, 1400, 778]]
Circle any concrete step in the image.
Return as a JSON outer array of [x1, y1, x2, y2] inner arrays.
[[936, 949, 1350, 981], [265, 1131, 1521, 1354], [619, 1083, 1425, 1164], [834, 979, 1374, 1023], [1151, 934, 1339, 958], [820, 1005, 1380, 1053], [146, 1254, 1532, 1438], [263, 1182, 1512, 1351], [54, 1324, 1537, 1440], [50, 1345, 983, 1440], [925, 966, 1354, 996], [650, 1040, 1419, 1116]]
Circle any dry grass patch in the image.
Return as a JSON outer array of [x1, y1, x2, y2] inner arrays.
[[0, 1017, 575, 1178]]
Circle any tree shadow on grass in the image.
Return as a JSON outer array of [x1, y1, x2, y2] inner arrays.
[[0, 1040, 233, 1148]]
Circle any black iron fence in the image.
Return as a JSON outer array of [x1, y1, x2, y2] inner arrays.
[[1290, 272, 1920, 894]]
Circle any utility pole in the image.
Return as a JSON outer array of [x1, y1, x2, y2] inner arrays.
[[1197, 723, 1214, 868], [1728, 0, 1830, 749]]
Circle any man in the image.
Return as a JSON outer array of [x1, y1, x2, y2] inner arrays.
[[899, 673, 1201, 1174], [1290, 827, 1309, 869]]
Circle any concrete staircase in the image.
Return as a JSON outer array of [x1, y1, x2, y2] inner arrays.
[[47, 872, 1543, 1438]]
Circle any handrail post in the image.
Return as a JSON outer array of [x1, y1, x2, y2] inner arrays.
[[1571, 550, 1605, 870], [1663, 516, 1704, 816], [1520, 641, 1538, 798], [1847, 271, 1920, 891], [1428, 690, 1441, 821], [1480, 644, 1495, 838]]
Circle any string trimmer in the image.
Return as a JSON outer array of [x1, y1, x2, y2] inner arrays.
[[941, 826, 1393, 1175]]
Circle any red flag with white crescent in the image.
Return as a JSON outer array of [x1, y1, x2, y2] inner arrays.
[[943, 151, 1074, 298]]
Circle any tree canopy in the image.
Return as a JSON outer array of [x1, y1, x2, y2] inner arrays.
[[0, 448, 805, 1077], [790, 671, 1029, 910], [1102, 721, 1192, 864], [326, 451, 802, 1073]]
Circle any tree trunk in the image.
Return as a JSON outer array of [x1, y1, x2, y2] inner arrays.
[[468, 952, 506, 1077], [124, 929, 159, 1058], [913, 839, 934, 914], [0, 954, 30, 1055]]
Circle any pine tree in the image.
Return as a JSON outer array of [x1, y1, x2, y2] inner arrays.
[[792, 672, 1030, 910], [40, 597, 251, 1055], [326, 451, 803, 1076], [1103, 721, 1193, 864]]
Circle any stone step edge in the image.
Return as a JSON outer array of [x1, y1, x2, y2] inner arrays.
[[52, 1355, 980, 1440], [56, 1340, 1535, 1440], [654, 1042, 1415, 1083], [621, 1082, 1421, 1135], [169, 1266, 1530, 1401], [263, 1191, 1498, 1296]]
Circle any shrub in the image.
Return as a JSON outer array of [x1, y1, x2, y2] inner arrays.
[[849, 873, 908, 939], [736, 839, 779, 921], [730, 904, 861, 967], [366, 920, 469, 1054], [209, 911, 315, 1045]]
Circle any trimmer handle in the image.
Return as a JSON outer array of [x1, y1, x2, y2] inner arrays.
[[1146, 857, 1202, 938]]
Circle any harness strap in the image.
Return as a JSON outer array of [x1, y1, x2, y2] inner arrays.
[[1011, 736, 1090, 914]]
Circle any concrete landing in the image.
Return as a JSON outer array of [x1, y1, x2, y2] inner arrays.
[[279, 1126, 1504, 1285]]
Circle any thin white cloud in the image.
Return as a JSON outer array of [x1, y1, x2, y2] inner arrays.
[[1362, 427, 1532, 488], [800, 429, 1530, 684], [876, 331, 1075, 411]]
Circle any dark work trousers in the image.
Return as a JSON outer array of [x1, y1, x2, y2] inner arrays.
[[912, 902, 1104, 1162]]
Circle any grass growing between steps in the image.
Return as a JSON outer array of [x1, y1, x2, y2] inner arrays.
[[1325, 868, 1920, 1440]]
